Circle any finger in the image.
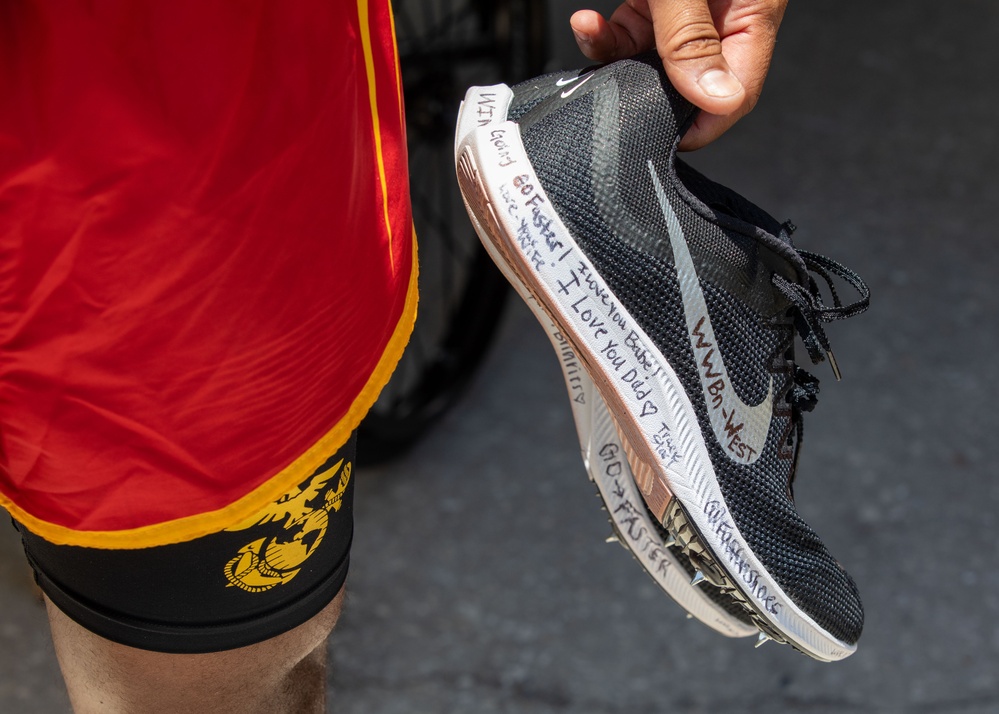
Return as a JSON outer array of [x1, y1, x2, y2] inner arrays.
[[678, 112, 739, 151], [676, 7, 785, 150], [711, 6, 784, 113], [647, 0, 746, 117], [569, 7, 655, 62]]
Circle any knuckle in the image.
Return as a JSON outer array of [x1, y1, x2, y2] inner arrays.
[[665, 21, 723, 62]]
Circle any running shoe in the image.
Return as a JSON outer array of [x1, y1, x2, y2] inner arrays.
[[455, 52, 870, 661], [455, 79, 757, 639]]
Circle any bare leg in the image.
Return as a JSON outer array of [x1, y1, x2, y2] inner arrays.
[[45, 589, 345, 714]]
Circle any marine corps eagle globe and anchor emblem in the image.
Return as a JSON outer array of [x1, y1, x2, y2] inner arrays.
[[222, 457, 352, 593]]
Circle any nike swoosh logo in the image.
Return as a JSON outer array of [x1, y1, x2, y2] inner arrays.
[[648, 160, 773, 465], [557, 72, 594, 98]]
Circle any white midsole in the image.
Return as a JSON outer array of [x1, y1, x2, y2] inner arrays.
[[455, 107, 855, 661]]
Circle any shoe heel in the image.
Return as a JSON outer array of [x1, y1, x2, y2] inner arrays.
[[454, 84, 513, 154]]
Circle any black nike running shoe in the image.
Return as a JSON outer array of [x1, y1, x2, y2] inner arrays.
[[456, 78, 757, 639], [455, 52, 870, 660]]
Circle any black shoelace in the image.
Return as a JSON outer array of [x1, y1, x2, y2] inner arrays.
[[764, 222, 871, 492]]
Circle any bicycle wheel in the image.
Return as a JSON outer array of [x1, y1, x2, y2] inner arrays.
[[359, 0, 549, 463]]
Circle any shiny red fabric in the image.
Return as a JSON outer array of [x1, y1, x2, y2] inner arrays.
[[0, 1, 414, 542]]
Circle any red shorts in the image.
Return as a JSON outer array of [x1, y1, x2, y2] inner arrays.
[[0, 1, 416, 549]]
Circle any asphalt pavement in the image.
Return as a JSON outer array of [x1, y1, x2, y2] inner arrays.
[[2, 2, 998, 712]]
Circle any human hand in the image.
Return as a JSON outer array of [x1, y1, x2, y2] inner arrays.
[[570, 1, 788, 150]]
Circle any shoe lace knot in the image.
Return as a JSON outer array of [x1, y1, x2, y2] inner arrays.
[[789, 366, 821, 413]]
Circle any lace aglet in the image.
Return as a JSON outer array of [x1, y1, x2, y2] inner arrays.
[[827, 349, 842, 381]]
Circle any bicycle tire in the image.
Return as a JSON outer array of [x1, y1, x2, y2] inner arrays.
[[359, 0, 549, 464]]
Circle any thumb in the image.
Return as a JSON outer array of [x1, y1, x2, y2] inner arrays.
[[650, 1, 745, 116]]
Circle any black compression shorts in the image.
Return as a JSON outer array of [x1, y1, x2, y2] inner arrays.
[[13, 433, 356, 654]]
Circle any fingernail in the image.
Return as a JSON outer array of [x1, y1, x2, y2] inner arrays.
[[572, 29, 590, 44], [697, 69, 743, 98]]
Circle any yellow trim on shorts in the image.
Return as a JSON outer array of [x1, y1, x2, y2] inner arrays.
[[357, 0, 398, 272], [1, 235, 418, 549]]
